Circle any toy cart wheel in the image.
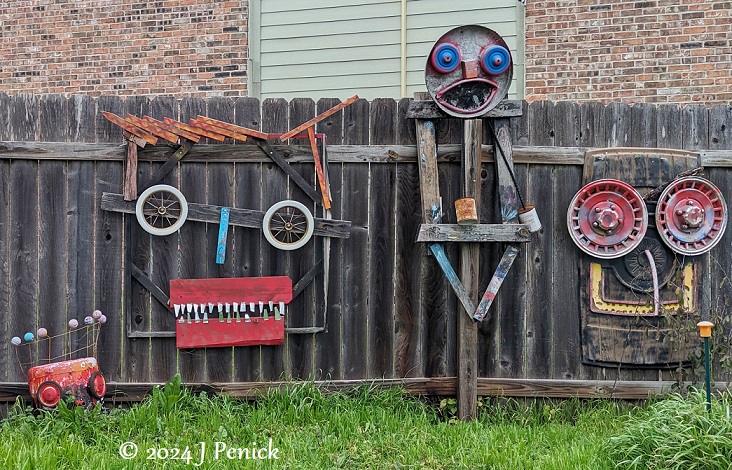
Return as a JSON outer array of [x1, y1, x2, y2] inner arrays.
[[262, 200, 314, 251], [135, 184, 188, 236], [88, 371, 106, 400], [36, 381, 62, 409]]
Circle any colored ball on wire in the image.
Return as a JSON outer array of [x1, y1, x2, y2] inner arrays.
[[24, 332, 34, 342], [68, 319, 79, 329], [37, 328, 48, 338], [11, 337, 21, 346], [99, 315, 107, 324], [84, 316, 94, 325], [92, 310, 102, 319]]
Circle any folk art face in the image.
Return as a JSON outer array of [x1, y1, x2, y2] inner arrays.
[[425, 25, 513, 118]]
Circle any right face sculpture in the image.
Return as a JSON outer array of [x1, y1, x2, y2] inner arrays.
[[425, 25, 513, 118]]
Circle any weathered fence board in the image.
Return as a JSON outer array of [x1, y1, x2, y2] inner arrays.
[[1, 95, 732, 397]]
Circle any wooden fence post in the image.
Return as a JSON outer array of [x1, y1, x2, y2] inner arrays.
[[458, 119, 481, 420]]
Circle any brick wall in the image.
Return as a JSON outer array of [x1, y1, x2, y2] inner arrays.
[[0, 1, 248, 97], [525, 1, 732, 104]]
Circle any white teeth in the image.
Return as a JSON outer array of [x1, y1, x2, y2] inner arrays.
[[177, 300, 287, 324]]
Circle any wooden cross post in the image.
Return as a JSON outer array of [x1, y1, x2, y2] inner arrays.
[[458, 119, 481, 420]]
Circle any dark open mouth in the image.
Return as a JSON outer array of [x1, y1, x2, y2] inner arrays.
[[435, 78, 498, 115]]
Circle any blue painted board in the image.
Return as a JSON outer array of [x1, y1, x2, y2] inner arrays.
[[215, 207, 230, 264]]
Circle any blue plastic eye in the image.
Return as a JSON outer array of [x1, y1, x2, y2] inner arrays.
[[430, 43, 461, 74], [480, 45, 511, 75]]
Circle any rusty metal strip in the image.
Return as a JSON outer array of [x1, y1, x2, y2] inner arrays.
[[102, 111, 158, 145], [143, 116, 201, 143], [125, 114, 180, 144], [279, 95, 359, 141], [308, 127, 331, 210], [473, 245, 519, 321], [163, 117, 226, 142], [194, 116, 270, 140], [190, 118, 248, 142]]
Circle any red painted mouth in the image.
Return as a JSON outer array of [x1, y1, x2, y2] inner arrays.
[[435, 78, 498, 115]]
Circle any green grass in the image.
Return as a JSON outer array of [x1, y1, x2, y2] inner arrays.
[[608, 389, 732, 470], [0, 376, 638, 469]]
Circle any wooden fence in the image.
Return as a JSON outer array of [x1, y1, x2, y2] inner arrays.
[[0, 93, 731, 398]]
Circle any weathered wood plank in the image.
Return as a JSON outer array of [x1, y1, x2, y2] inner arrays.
[[554, 101, 580, 148], [177, 158, 207, 381], [284, 97, 317, 380], [101, 193, 351, 238], [473, 245, 520, 321], [630, 103, 657, 148], [0, 141, 602, 166], [259, 97, 289, 381], [415, 120, 442, 224], [393, 99, 424, 378], [580, 101, 606, 149], [0, 161, 10, 382], [10, 94, 38, 141], [341, 97, 370, 380], [682, 104, 709, 150], [550, 165, 583, 380], [205, 162, 235, 382], [233, 97, 264, 382], [126, 160, 152, 382], [0, 93, 10, 141], [368, 100, 397, 377], [605, 102, 631, 147], [314, 98, 345, 381], [406, 99, 523, 119], [457, 118, 481, 420], [146, 156, 178, 383], [2, 377, 731, 404], [416, 224, 530, 243], [39, 94, 69, 142], [9, 160, 39, 382], [38, 161, 68, 365], [656, 104, 683, 149]]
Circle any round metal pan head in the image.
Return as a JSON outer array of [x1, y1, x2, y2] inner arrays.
[[425, 25, 513, 118]]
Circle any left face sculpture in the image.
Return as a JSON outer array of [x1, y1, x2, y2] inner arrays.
[[425, 25, 513, 118]]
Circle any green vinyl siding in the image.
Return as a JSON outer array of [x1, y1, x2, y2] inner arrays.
[[251, 0, 523, 100]]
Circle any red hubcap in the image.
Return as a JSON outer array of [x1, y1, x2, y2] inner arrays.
[[567, 179, 648, 259], [656, 176, 728, 255]]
